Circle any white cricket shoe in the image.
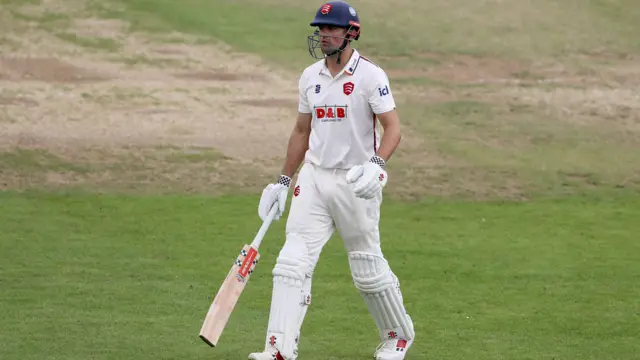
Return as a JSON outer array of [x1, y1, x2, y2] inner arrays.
[[373, 337, 414, 360], [248, 348, 284, 360], [373, 316, 415, 360], [248, 333, 299, 360]]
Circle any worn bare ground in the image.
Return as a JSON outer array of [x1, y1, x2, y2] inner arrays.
[[0, 31, 297, 159], [383, 50, 640, 199], [1, 2, 639, 199], [0, 2, 302, 194], [390, 51, 640, 138]]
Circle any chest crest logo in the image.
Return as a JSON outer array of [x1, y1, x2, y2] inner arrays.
[[343, 82, 354, 96]]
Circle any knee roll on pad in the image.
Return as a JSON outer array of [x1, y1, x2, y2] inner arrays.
[[272, 233, 311, 281], [349, 251, 415, 341], [273, 256, 306, 283]]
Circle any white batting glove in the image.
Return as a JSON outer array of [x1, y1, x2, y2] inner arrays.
[[346, 156, 388, 200], [258, 175, 291, 221]]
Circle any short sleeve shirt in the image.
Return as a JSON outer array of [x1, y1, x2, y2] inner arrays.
[[298, 49, 396, 169]]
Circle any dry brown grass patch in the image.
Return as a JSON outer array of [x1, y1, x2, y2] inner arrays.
[[0, 0, 301, 195], [493, 86, 640, 130], [3, 0, 637, 200], [0, 56, 112, 83], [234, 98, 298, 108], [72, 18, 129, 38], [172, 70, 262, 82], [0, 94, 38, 106]]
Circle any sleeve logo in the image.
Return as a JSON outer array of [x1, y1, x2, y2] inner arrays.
[[378, 85, 390, 96]]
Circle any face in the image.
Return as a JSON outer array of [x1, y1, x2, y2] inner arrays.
[[317, 25, 348, 54]]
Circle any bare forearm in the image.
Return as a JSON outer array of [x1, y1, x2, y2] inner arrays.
[[281, 129, 309, 178], [375, 124, 401, 162]]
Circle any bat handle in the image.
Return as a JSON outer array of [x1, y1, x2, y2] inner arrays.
[[250, 204, 279, 249]]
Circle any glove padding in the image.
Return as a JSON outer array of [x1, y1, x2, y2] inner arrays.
[[346, 159, 388, 200], [258, 175, 291, 221]]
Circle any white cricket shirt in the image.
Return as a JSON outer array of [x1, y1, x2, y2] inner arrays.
[[298, 49, 396, 169]]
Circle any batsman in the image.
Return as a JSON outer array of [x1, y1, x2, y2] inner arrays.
[[249, 2, 415, 359]]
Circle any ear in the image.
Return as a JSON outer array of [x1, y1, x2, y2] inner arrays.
[[347, 28, 360, 40]]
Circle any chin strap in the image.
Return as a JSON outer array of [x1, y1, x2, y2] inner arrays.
[[328, 36, 352, 64]]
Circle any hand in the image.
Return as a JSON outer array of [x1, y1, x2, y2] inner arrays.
[[258, 175, 291, 221], [346, 156, 388, 200]]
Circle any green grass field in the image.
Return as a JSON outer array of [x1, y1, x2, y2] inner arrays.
[[2, 191, 639, 359], [1, 0, 640, 359]]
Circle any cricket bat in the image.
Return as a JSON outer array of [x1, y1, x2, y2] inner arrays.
[[199, 204, 279, 347]]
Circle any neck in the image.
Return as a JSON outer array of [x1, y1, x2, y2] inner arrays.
[[325, 48, 353, 74]]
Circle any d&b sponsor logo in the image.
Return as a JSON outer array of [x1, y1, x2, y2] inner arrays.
[[314, 105, 348, 122]]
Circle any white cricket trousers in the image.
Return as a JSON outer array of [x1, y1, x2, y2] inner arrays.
[[285, 162, 384, 271], [261, 162, 413, 358]]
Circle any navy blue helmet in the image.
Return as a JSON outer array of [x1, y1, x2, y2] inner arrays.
[[307, 2, 361, 60]]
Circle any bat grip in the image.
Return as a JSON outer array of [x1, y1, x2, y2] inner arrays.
[[250, 203, 279, 249]]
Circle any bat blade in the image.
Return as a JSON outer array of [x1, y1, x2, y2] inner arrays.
[[199, 244, 260, 347]]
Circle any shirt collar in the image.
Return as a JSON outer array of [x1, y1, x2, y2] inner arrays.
[[319, 49, 360, 78]]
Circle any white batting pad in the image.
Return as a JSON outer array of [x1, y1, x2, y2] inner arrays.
[[264, 254, 310, 359], [349, 252, 415, 341]]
